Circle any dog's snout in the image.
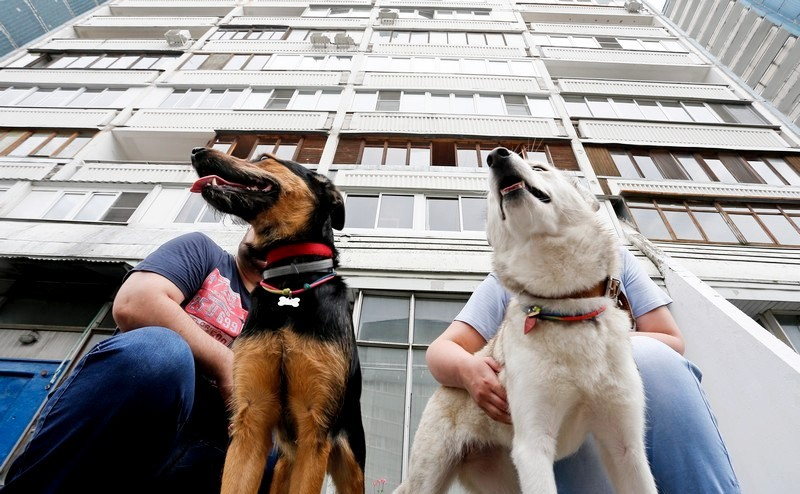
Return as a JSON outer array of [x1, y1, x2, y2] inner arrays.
[[191, 147, 207, 157], [486, 147, 512, 168]]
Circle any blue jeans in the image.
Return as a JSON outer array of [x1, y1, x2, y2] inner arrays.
[[2, 327, 277, 494], [554, 337, 741, 494]]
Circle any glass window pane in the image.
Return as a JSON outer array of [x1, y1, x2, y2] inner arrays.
[[44, 192, 85, 219], [8, 133, 49, 156], [54, 136, 90, 158], [358, 295, 409, 342], [630, 208, 671, 239], [427, 198, 460, 231], [729, 214, 773, 243], [175, 193, 206, 223], [317, 91, 340, 111], [504, 95, 530, 116], [266, 89, 294, 110], [724, 104, 764, 124], [352, 92, 378, 111], [292, 91, 317, 110], [476, 94, 504, 115], [586, 97, 615, 118], [378, 195, 413, 228], [684, 102, 718, 122], [765, 158, 800, 186], [384, 147, 407, 166], [400, 92, 426, 112], [409, 348, 437, 455], [704, 158, 737, 183], [564, 97, 591, 117], [361, 146, 384, 165], [244, 55, 270, 70], [377, 91, 401, 111], [456, 148, 479, 168], [693, 211, 738, 242], [611, 151, 640, 178], [462, 197, 487, 231], [73, 193, 117, 221], [612, 99, 644, 119], [632, 155, 664, 179], [32, 135, 69, 157], [748, 159, 785, 186], [676, 154, 711, 181], [413, 298, 466, 344], [344, 195, 378, 228], [448, 32, 467, 45], [274, 144, 297, 160], [409, 147, 430, 166], [759, 215, 800, 245], [775, 314, 800, 351], [659, 101, 691, 121], [453, 94, 475, 114], [638, 100, 666, 120], [430, 94, 451, 113], [358, 345, 406, 492], [663, 211, 704, 240], [102, 192, 147, 222], [528, 98, 554, 118]]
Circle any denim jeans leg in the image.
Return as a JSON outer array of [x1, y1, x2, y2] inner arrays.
[[2, 327, 196, 494], [635, 337, 741, 494]]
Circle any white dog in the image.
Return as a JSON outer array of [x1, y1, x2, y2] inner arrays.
[[395, 148, 657, 494]]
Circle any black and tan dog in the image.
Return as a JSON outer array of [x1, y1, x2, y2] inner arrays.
[[189, 147, 365, 494]]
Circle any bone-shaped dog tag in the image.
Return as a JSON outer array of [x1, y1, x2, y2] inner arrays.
[[278, 296, 300, 308]]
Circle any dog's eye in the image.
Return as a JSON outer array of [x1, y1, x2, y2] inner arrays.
[[532, 165, 546, 172]]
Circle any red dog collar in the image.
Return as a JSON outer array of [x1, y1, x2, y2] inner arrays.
[[265, 243, 333, 265]]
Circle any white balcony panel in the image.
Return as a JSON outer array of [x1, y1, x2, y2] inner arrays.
[[110, 2, 234, 16], [336, 170, 488, 192], [379, 1, 503, 7], [362, 73, 540, 92], [70, 162, 197, 184], [541, 47, 701, 65], [372, 19, 523, 32], [166, 70, 344, 87], [202, 40, 357, 53], [78, 16, 219, 27], [372, 44, 527, 58], [518, 5, 653, 25], [227, 17, 368, 29], [0, 69, 158, 87], [607, 179, 800, 201], [0, 109, 116, 128], [35, 38, 184, 52], [248, 0, 372, 5], [0, 160, 57, 180], [346, 113, 560, 138], [124, 109, 329, 131], [579, 120, 789, 150], [530, 23, 668, 38], [557, 79, 738, 100]]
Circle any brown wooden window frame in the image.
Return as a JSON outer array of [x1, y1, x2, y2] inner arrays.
[[210, 134, 326, 165], [0, 129, 93, 159], [625, 198, 800, 247]]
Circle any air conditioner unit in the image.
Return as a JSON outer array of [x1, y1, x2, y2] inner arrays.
[[334, 33, 356, 49], [378, 8, 399, 25], [624, 0, 643, 13], [164, 29, 191, 47]]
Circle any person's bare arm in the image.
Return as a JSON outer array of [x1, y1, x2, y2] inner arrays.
[[426, 320, 511, 424], [112, 271, 234, 401], [631, 305, 685, 355]]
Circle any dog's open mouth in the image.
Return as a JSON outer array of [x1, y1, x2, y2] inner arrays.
[[190, 175, 275, 194], [500, 179, 551, 203]]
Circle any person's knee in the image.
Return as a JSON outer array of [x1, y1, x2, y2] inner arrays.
[[109, 327, 195, 398], [631, 336, 690, 379]]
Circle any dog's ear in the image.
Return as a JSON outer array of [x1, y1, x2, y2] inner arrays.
[[569, 177, 600, 212], [312, 173, 346, 230]]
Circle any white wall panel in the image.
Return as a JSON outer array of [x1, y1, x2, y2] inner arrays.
[[35, 39, 183, 52], [0, 109, 116, 128], [579, 120, 788, 149], [165, 70, 344, 87], [336, 170, 488, 192], [0, 161, 57, 180], [69, 163, 197, 183], [607, 179, 800, 201], [0, 69, 158, 86], [123, 109, 329, 131], [557, 79, 738, 100], [541, 46, 701, 65], [530, 23, 668, 37]]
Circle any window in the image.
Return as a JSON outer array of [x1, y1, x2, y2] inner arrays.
[[334, 138, 578, 170], [174, 193, 224, 223], [7, 190, 148, 223], [426, 197, 487, 232], [372, 31, 523, 47], [355, 292, 468, 491], [344, 194, 413, 229], [0, 130, 93, 158], [352, 91, 549, 117], [181, 54, 352, 71], [625, 200, 800, 246], [38, 53, 177, 70], [209, 28, 288, 40], [591, 147, 800, 186], [563, 97, 767, 125], [758, 311, 800, 353], [236, 89, 341, 111], [210, 134, 325, 165]]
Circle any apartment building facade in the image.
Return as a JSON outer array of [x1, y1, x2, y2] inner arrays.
[[0, 0, 798, 491]]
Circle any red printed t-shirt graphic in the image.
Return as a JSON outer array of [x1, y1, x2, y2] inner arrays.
[[184, 268, 248, 346]]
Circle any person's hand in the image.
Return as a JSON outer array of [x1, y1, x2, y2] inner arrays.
[[461, 355, 511, 424]]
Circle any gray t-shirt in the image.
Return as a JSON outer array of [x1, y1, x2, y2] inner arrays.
[[455, 247, 672, 341]]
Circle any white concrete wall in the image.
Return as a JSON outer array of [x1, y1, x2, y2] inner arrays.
[[632, 234, 800, 494]]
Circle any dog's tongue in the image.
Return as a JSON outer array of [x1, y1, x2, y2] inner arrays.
[[190, 175, 240, 193], [501, 181, 525, 195]]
